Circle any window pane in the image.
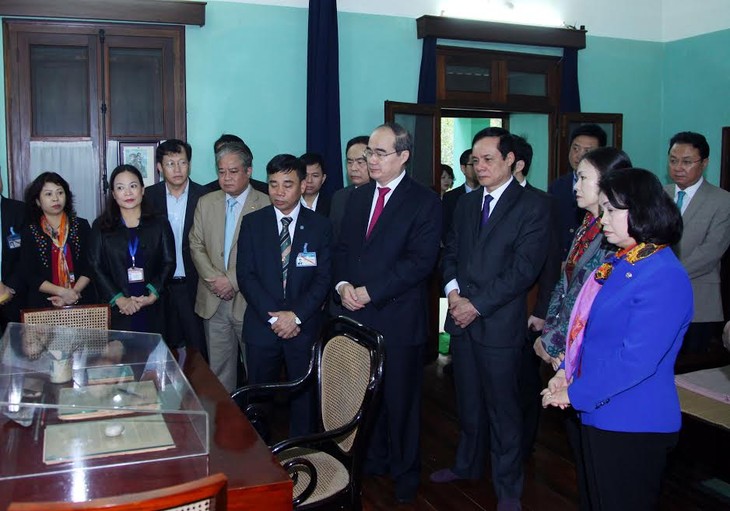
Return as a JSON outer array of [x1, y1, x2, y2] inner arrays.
[[109, 47, 164, 137], [30, 45, 89, 137], [394, 112, 435, 188], [445, 58, 491, 94], [508, 70, 547, 96]]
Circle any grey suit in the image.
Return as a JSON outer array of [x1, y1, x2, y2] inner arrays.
[[665, 180, 730, 322]]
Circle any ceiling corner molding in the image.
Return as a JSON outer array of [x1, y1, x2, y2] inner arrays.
[[0, 0, 206, 27], [416, 15, 586, 50]]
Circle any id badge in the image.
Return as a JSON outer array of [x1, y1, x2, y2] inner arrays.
[[7, 228, 20, 249], [127, 266, 145, 283], [295, 243, 317, 267]]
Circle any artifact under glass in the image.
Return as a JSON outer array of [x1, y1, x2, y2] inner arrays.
[[0, 323, 208, 480]]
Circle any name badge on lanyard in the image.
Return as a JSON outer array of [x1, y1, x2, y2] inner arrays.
[[127, 236, 145, 283], [7, 227, 20, 249]]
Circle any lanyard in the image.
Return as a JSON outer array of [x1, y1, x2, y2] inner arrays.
[[128, 235, 140, 268]]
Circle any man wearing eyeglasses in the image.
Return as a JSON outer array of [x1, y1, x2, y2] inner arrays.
[[189, 142, 268, 391], [442, 149, 479, 242], [334, 123, 442, 504], [147, 139, 207, 356], [664, 131, 730, 354], [329, 135, 370, 241]]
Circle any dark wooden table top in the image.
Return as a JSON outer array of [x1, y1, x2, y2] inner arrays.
[[0, 351, 292, 510]]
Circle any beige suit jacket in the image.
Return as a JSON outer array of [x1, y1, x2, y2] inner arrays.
[[189, 188, 269, 319], [666, 180, 730, 322]]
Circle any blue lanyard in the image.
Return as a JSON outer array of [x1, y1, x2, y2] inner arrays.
[[128, 236, 140, 267]]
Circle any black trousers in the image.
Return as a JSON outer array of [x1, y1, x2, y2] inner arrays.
[[164, 279, 206, 357], [580, 424, 678, 511]]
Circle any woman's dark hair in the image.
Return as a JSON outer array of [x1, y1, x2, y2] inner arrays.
[[581, 147, 633, 176], [599, 168, 682, 245], [98, 164, 153, 231], [24, 172, 76, 223]]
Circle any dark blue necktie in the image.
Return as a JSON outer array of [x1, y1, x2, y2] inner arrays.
[[481, 194, 493, 228]]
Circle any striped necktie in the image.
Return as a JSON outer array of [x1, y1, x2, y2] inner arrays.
[[280, 217, 293, 293]]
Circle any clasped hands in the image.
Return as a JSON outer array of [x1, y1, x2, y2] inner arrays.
[[540, 369, 572, 409], [339, 283, 371, 311], [268, 311, 300, 339], [447, 290, 479, 328], [116, 294, 157, 315], [48, 286, 82, 307], [205, 275, 235, 301]]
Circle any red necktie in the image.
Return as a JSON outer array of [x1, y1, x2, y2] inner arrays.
[[366, 187, 391, 239]]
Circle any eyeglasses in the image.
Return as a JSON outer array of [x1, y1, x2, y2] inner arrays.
[[669, 158, 703, 168], [163, 160, 189, 169], [364, 148, 398, 161]]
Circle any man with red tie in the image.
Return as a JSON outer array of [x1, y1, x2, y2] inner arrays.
[[333, 122, 442, 504]]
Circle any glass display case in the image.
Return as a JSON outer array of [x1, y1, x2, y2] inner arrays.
[[0, 323, 208, 480]]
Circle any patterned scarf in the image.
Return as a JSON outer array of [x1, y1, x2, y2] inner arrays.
[[564, 242, 667, 380], [40, 212, 73, 289], [564, 212, 602, 283]]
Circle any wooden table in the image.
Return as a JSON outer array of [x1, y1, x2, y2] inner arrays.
[[0, 351, 292, 510]]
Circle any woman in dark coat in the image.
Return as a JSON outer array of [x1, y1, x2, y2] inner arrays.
[[20, 172, 94, 308], [88, 164, 175, 333]]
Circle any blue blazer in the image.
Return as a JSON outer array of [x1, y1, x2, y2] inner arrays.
[[236, 206, 332, 347], [568, 248, 693, 433]]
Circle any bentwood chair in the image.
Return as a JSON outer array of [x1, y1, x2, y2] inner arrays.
[[21, 304, 111, 330], [8, 472, 228, 511], [232, 316, 385, 510]]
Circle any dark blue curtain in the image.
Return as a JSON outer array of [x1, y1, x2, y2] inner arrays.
[[417, 36, 437, 104], [307, 0, 343, 195], [560, 47, 581, 113]]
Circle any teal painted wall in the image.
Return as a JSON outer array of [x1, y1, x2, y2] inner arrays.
[[0, 4, 726, 193], [579, 35, 664, 179], [662, 28, 730, 186], [186, 5, 421, 184], [510, 113, 550, 191]]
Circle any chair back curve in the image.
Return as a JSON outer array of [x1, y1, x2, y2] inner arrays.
[[318, 316, 385, 454]]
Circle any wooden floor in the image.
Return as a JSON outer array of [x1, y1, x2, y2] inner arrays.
[[358, 357, 730, 511]]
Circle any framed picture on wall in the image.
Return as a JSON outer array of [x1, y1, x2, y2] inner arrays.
[[119, 141, 159, 188]]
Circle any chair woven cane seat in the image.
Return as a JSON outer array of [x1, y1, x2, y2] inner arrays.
[[278, 447, 349, 505]]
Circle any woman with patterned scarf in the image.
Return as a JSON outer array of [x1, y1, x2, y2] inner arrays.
[[534, 147, 632, 511], [542, 168, 692, 511], [20, 172, 95, 308]]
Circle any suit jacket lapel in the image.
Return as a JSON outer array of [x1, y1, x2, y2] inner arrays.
[[366, 176, 410, 244], [681, 180, 708, 226], [478, 180, 522, 241]]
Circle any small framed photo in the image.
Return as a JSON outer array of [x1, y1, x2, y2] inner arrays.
[[119, 141, 159, 188]]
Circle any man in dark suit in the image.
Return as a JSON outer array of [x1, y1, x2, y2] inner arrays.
[[510, 135, 561, 460], [334, 122, 442, 504], [549, 124, 606, 259], [205, 134, 268, 195], [433, 128, 550, 511], [0, 174, 25, 332], [147, 139, 208, 355], [299, 152, 331, 217], [329, 135, 369, 241], [237, 154, 331, 437], [441, 149, 478, 242]]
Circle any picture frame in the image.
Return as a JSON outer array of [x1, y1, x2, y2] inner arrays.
[[118, 141, 159, 188]]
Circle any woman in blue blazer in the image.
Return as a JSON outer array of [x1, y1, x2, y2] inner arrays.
[[543, 168, 692, 511]]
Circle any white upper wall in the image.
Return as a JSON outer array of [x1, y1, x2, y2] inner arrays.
[[212, 0, 730, 42]]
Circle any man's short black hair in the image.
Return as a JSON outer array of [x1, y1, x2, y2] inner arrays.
[[472, 127, 514, 160], [599, 167, 683, 246], [512, 135, 533, 176], [459, 149, 472, 166], [570, 124, 607, 147], [214, 134, 244, 153], [346, 136, 369, 153], [668, 131, 709, 160], [300, 152, 326, 174], [267, 154, 306, 182], [156, 139, 191, 165]]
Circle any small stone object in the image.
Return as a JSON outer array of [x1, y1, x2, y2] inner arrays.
[[104, 423, 125, 437]]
